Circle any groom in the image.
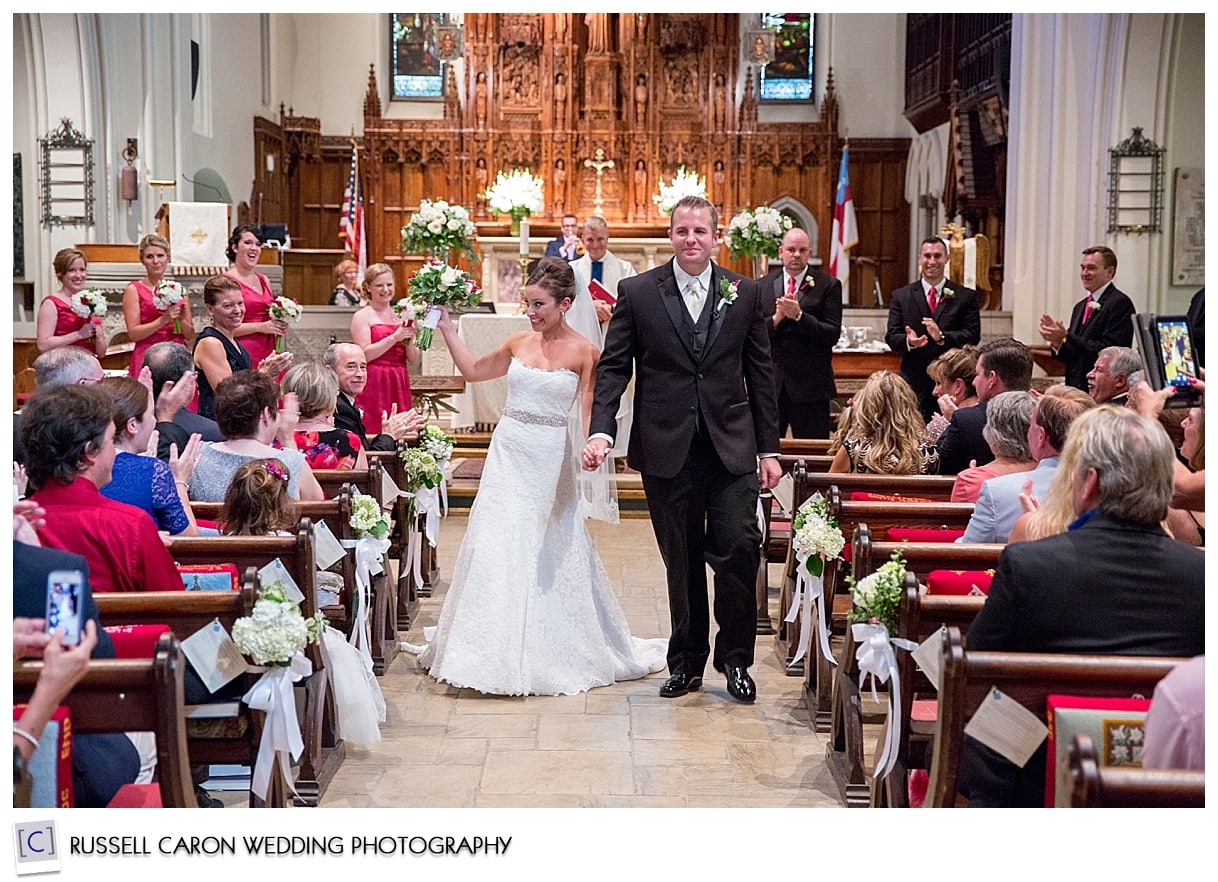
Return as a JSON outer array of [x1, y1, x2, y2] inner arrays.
[[582, 195, 781, 703]]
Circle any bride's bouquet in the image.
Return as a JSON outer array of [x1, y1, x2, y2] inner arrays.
[[268, 295, 303, 352], [153, 279, 187, 334], [69, 289, 108, 320], [723, 205, 794, 261], [400, 199, 477, 264], [653, 166, 707, 217], [482, 169, 545, 222], [406, 262, 481, 350]]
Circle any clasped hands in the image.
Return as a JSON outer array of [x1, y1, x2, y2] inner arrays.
[[581, 437, 782, 490], [905, 317, 942, 348], [774, 296, 802, 322]]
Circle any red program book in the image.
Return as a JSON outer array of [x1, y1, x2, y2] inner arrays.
[[588, 278, 616, 305]]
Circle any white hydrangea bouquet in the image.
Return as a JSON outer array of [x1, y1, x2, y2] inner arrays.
[[70, 289, 108, 319], [406, 262, 481, 350], [267, 295, 303, 352], [419, 424, 454, 465], [653, 166, 707, 216], [400, 199, 477, 264], [398, 447, 445, 587], [723, 205, 794, 261], [232, 579, 326, 800], [350, 490, 390, 540], [845, 551, 917, 780], [152, 280, 187, 334], [784, 493, 845, 665], [482, 169, 544, 229]]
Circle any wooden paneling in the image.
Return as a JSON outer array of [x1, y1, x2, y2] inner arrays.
[[845, 139, 911, 306]]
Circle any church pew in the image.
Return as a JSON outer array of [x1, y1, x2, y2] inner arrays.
[[366, 446, 427, 628], [779, 437, 833, 457], [14, 631, 195, 808], [169, 522, 344, 807], [926, 628, 1185, 807], [829, 526, 1003, 805], [1068, 733, 1205, 808]]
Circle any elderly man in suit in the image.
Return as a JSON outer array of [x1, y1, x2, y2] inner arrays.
[[1038, 246, 1136, 390], [1086, 345, 1140, 405], [583, 195, 781, 704], [960, 405, 1204, 806], [885, 236, 982, 421], [325, 342, 424, 452], [762, 227, 843, 439]]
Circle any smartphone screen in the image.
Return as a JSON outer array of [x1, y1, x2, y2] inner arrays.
[[46, 570, 84, 646], [1155, 318, 1200, 388]]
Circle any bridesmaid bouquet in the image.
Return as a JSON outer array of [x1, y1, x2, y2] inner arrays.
[[153, 279, 186, 334], [391, 298, 417, 324], [69, 289, 108, 320], [400, 199, 477, 264], [406, 262, 481, 350], [268, 295, 303, 352]]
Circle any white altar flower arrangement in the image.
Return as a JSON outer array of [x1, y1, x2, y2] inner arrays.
[[267, 295, 303, 352], [406, 262, 481, 350], [69, 289, 108, 319], [152, 280, 187, 334], [653, 166, 708, 216], [783, 492, 846, 666], [350, 491, 390, 540], [723, 205, 794, 261], [483, 169, 545, 225], [400, 199, 477, 264]]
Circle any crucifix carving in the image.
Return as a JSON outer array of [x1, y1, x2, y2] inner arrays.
[[583, 147, 614, 218]]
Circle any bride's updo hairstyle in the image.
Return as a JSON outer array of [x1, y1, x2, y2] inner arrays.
[[525, 256, 575, 306]]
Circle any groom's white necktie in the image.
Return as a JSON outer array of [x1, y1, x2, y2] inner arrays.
[[683, 278, 706, 322]]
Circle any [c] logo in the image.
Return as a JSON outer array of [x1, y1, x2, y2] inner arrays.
[[13, 821, 61, 875]]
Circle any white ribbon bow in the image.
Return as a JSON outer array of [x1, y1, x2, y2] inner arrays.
[[851, 622, 918, 780], [341, 536, 390, 656], [403, 485, 442, 589], [783, 553, 836, 667], [242, 652, 312, 801]]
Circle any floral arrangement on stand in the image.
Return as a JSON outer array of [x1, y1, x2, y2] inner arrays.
[[723, 205, 794, 273], [267, 295, 303, 352], [398, 447, 444, 589], [152, 280, 187, 334], [406, 263, 481, 350], [845, 550, 917, 780], [482, 169, 545, 233], [70, 289, 108, 321], [653, 166, 708, 216], [783, 493, 845, 665], [231, 579, 326, 800], [400, 199, 477, 264]]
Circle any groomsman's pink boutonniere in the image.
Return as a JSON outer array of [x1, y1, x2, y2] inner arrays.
[[718, 278, 740, 313]]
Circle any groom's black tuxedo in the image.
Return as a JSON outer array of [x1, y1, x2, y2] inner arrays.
[[592, 259, 780, 677]]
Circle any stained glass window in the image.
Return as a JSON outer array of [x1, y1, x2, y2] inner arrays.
[[390, 13, 448, 100], [759, 13, 814, 102]]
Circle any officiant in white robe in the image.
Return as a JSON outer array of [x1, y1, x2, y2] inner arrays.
[[567, 216, 637, 457]]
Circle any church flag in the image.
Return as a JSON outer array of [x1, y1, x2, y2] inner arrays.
[[340, 140, 367, 280], [829, 148, 858, 301]]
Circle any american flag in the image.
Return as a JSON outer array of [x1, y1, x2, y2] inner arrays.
[[829, 147, 858, 302], [340, 139, 367, 280]]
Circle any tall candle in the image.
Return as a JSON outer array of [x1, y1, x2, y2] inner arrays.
[[519, 217, 530, 256]]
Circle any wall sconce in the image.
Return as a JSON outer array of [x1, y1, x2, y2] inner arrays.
[[120, 138, 139, 202], [1107, 127, 1164, 234]]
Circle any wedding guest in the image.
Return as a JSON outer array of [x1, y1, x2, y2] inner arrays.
[[1142, 655, 1205, 771], [36, 248, 108, 357], [937, 338, 1033, 475], [224, 223, 285, 368], [193, 275, 291, 421], [1085, 345, 1140, 405], [950, 391, 1035, 503], [923, 345, 979, 446], [219, 458, 299, 536], [14, 348, 104, 466], [829, 370, 939, 474], [280, 361, 367, 470], [122, 234, 195, 377], [324, 342, 424, 452], [1164, 405, 1204, 546], [188, 370, 323, 502], [329, 258, 363, 307], [350, 263, 419, 436], [142, 342, 222, 463], [95, 376, 201, 535]]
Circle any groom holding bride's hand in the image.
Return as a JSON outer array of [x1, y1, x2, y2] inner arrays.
[[582, 195, 781, 704]]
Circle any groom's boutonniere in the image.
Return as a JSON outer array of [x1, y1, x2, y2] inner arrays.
[[717, 278, 740, 313]]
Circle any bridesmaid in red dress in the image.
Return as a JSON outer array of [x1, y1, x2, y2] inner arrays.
[[224, 223, 286, 368], [123, 233, 196, 377], [36, 248, 108, 357], [350, 263, 420, 436]]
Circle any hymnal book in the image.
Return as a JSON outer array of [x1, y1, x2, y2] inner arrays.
[[1045, 694, 1150, 806], [588, 279, 616, 305]]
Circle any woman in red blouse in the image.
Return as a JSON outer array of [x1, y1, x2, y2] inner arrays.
[[36, 248, 108, 357]]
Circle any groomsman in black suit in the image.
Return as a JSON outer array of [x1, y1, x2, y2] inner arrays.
[[762, 227, 842, 438], [885, 237, 982, 421], [583, 195, 781, 704], [1037, 246, 1135, 391]]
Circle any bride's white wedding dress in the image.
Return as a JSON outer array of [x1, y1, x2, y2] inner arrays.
[[413, 358, 667, 695]]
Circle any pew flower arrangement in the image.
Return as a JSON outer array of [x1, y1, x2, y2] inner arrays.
[[267, 295, 303, 352], [653, 166, 708, 217], [398, 447, 444, 587], [784, 493, 845, 665], [69, 289, 108, 319], [845, 551, 917, 780], [347, 491, 393, 660], [232, 580, 325, 666], [400, 199, 477, 264], [723, 205, 794, 261], [419, 424, 454, 465], [406, 263, 481, 351], [350, 491, 390, 540], [399, 448, 443, 490], [152, 279, 187, 334]]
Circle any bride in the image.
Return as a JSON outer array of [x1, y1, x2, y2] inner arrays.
[[409, 258, 667, 695]]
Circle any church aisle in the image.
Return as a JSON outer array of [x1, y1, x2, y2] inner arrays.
[[318, 517, 851, 808]]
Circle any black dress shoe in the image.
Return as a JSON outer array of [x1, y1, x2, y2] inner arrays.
[[195, 786, 224, 808], [659, 672, 703, 698], [724, 665, 756, 703]]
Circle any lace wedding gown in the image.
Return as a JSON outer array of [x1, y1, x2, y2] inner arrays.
[[414, 358, 667, 695]]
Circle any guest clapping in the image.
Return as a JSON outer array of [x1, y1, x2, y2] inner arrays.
[[950, 391, 1035, 503], [280, 362, 368, 470]]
